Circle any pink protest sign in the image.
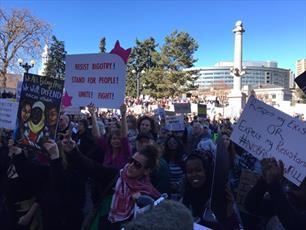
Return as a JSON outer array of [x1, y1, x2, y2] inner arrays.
[[64, 41, 131, 109]]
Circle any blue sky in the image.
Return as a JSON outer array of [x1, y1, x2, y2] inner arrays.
[[2, 0, 306, 74]]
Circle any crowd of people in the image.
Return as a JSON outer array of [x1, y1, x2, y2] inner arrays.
[[0, 101, 305, 230]]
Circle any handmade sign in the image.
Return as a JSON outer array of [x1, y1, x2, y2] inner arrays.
[[14, 73, 64, 149], [0, 99, 18, 130], [165, 115, 185, 131], [295, 71, 306, 95], [174, 103, 191, 114], [230, 96, 306, 186], [65, 41, 131, 109], [198, 104, 207, 118]]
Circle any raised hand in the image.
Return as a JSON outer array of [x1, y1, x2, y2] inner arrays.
[[43, 139, 59, 160], [87, 103, 97, 115]]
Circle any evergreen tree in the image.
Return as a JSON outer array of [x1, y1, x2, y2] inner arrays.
[[126, 37, 158, 97], [99, 37, 106, 53], [160, 30, 200, 97], [44, 35, 66, 79]]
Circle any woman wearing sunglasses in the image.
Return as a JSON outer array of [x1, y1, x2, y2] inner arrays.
[[108, 145, 161, 229], [61, 138, 160, 230]]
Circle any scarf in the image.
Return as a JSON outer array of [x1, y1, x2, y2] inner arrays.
[[108, 165, 160, 223], [28, 116, 45, 134]]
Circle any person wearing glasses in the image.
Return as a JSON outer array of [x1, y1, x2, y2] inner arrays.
[[61, 136, 160, 230]]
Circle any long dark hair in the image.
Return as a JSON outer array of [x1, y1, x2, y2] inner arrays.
[[183, 152, 214, 218], [163, 135, 185, 164], [137, 116, 156, 135]]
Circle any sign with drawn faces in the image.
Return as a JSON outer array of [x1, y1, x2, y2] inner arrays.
[[15, 73, 64, 149]]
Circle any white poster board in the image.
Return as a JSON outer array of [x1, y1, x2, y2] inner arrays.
[[65, 53, 127, 109], [165, 115, 185, 131], [0, 99, 18, 130], [230, 96, 306, 186]]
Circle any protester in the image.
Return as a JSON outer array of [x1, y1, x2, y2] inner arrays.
[[137, 115, 157, 140], [244, 158, 306, 230], [108, 145, 161, 229], [126, 115, 138, 153], [183, 153, 241, 229], [94, 104, 132, 170], [163, 134, 185, 200]]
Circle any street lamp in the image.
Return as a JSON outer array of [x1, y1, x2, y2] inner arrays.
[[132, 69, 145, 98], [18, 58, 35, 73]]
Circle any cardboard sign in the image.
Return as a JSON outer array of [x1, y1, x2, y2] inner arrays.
[[174, 103, 191, 114], [236, 170, 260, 207], [65, 51, 128, 109], [198, 104, 207, 118], [230, 96, 306, 186], [0, 99, 18, 130], [295, 71, 306, 95], [15, 73, 64, 149], [165, 115, 185, 131]]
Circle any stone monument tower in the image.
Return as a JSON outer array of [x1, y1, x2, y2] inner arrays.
[[228, 20, 247, 117]]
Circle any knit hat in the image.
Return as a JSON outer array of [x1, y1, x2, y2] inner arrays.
[[32, 101, 45, 112]]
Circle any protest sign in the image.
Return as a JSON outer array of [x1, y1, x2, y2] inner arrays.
[[65, 41, 131, 109], [198, 104, 207, 118], [165, 115, 185, 131], [193, 223, 213, 230], [174, 103, 191, 114], [16, 80, 23, 102], [236, 170, 260, 207], [230, 96, 306, 186], [294, 71, 306, 95], [165, 110, 176, 116], [0, 99, 18, 130], [15, 73, 64, 149]]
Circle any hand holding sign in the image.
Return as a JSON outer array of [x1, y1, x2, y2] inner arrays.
[[87, 103, 97, 115], [43, 139, 59, 160]]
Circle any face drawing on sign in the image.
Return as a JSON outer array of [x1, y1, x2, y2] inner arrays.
[[21, 101, 32, 123], [20, 101, 48, 148], [46, 105, 59, 138], [16, 100, 32, 141]]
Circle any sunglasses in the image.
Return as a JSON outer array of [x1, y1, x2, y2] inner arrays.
[[128, 157, 145, 169]]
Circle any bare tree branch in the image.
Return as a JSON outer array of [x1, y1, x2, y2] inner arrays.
[[0, 8, 51, 87]]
